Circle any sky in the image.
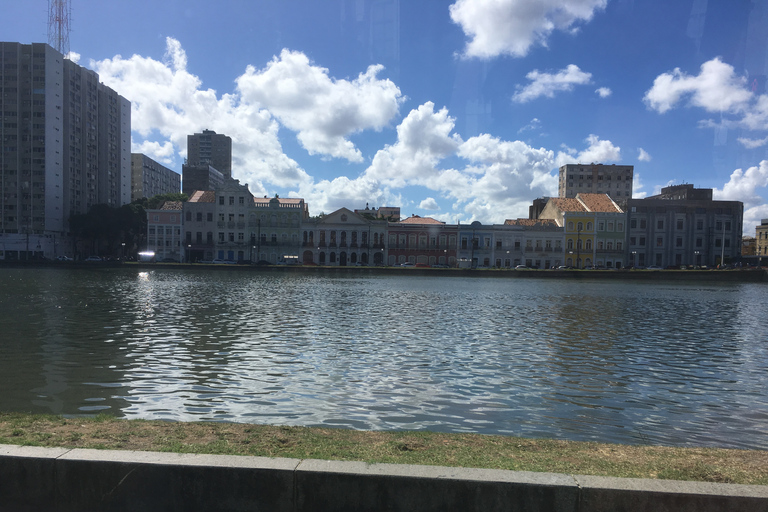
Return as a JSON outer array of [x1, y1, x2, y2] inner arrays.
[[4, 0, 768, 233]]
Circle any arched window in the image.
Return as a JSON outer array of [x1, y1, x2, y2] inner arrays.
[[585, 239, 592, 250], [586, 222, 593, 230], [577, 239, 583, 250], [568, 222, 574, 231], [567, 239, 574, 249], [577, 222, 584, 231]]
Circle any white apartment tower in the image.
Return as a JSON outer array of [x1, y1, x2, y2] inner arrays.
[[558, 164, 634, 200], [0, 42, 130, 260]]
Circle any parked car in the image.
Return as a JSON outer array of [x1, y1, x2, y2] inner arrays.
[[56, 255, 73, 262], [400, 262, 415, 267], [515, 265, 530, 270], [354, 262, 367, 266], [646, 265, 663, 270], [211, 258, 236, 264], [84, 255, 102, 262]]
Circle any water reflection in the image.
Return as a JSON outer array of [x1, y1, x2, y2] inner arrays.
[[0, 268, 766, 449]]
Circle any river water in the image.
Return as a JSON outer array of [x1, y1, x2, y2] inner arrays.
[[1, 267, 767, 449]]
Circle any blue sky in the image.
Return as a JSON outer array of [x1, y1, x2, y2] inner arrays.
[[4, 0, 768, 232]]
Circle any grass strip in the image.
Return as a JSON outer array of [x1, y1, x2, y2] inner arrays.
[[1, 412, 766, 485]]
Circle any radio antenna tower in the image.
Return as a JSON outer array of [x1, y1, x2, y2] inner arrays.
[[47, 0, 71, 57]]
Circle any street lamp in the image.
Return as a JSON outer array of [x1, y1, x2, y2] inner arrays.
[[631, 250, 637, 267]]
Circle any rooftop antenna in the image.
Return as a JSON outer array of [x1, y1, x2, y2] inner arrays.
[[47, 0, 71, 57]]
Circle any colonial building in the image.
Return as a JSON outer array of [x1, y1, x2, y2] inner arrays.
[[757, 219, 768, 264], [502, 219, 564, 269], [388, 215, 456, 266], [131, 153, 180, 202], [625, 184, 743, 268], [539, 193, 625, 268], [302, 207, 387, 266], [146, 201, 183, 262], [0, 42, 131, 260], [183, 178, 307, 263]]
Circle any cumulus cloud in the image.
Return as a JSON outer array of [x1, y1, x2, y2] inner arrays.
[[132, 140, 176, 165], [92, 37, 309, 191], [644, 58, 751, 114], [632, 173, 648, 199], [512, 64, 592, 103], [713, 160, 768, 206], [637, 148, 652, 161], [419, 197, 440, 210], [596, 87, 612, 98], [555, 134, 621, 167], [364, 102, 463, 187], [449, 0, 608, 59], [236, 49, 404, 163], [713, 160, 768, 235], [738, 136, 768, 149]]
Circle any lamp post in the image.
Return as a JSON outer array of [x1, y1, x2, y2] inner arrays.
[[576, 223, 582, 269], [694, 250, 700, 268], [631, 250, 637, 268]]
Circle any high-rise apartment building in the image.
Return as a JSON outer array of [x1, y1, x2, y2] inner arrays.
[[558, 164, 634, 200], [186, 129, 231, 176], [0, 42, 130, 260], [131, 153, 181, 202]]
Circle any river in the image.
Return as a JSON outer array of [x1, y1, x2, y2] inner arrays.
[[1, 267, 766, 449]]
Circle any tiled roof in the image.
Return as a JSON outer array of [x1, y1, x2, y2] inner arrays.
[[548, 198, 586, 212], [504, 218, 559, 227], [577, 193, 622, 213], [188, 190, 215, 203], [160, 201, 183, 211], [399, 215, 445, 225]]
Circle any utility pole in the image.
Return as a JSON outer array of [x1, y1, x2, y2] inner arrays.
[[48, 0, 71, 57]]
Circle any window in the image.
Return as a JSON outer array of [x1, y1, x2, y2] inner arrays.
[[239, 196, 244, 205], [586, 222, 592, 230], [185, 212, 191, 221], [219, 196, 224, 205], [640, 220, 646, 229], [567, 222, 574, 230], [676, 237, 682, 247], [676, 219, 683, 230], [630, 219, 637, 228], [196, 212, 202, 222], [218, 232, 224, 242], [697, 219, 703, 230], [630, 236, 636, 245], [207, 213, 213, 222], [656, 237, 663, 247], [229, 196, 234, 205], [229, 232, 235, 242], [657, 220, 664, 229], [617, 222, 623, 231]]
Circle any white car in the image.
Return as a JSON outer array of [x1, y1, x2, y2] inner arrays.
[[56, 255, 73, 261]]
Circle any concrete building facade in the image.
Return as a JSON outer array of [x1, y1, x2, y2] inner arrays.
[[186, 129, 231, 176], [0, 42, 130, 260], [303, 207, 388, 266], [558, 164, 634, 200], [625, 184, 743, 268], [146, 201, 183, 262], [131, 153, 180, 202], [757, 219, 768, 264]]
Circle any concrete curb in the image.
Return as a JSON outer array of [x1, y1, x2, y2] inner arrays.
[[1, 444, 767, 511]]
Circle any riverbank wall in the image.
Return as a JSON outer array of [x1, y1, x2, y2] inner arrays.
[[2, 444, 766, 511], [2, 260, 767, 283]]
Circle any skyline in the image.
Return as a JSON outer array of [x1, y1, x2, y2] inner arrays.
[[4, 0, 768, 233]]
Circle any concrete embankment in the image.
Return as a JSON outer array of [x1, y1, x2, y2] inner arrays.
[[2, 444, 766, 511]]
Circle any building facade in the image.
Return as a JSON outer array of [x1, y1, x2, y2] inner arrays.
[[131, 153, 180, 202], [388, 215, 456, 267], [146, 201, 183, 262], [0, 42, 130, 260], [302, 207, 388, 266], [625, 185, 743, 268], [181, 164, 224, 197], [187, 129, 231, 176], [539, 193, 625, 268], [757, 219, 768, 264], [558, 164, 634, 200]]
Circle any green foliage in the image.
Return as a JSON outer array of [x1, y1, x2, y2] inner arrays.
[[146, 193, 188, 210]]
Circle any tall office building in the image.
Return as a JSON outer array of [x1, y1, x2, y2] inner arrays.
[[0, 42, 130, 259], [558, 163, 634, 200], [131, 153, 181, 202], [186, 129, 231, 176]]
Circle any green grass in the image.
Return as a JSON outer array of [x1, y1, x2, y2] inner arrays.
[[1, 412, 766, 485]]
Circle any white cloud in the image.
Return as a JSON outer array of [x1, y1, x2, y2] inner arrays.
[[713, 160, 768, 236], [632, 173, 647, 199], [132, 140, 176, 165], [449, 0, 608, 59], [419, 197, 440, 210], [66, 51, 81, 64], [738, 136, 768, 149], [637, 148, 652, 161], [512, 64, 592, 103], [555, 134, 621, 167], [517, 117, 542, 134], [713, 160, 768, 206], [644, 58, 753, 115], [596, 87, 612, 98], [364, 102, 463, 187], [295, 175, 400, 216], [236, 49, 404, 163]]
